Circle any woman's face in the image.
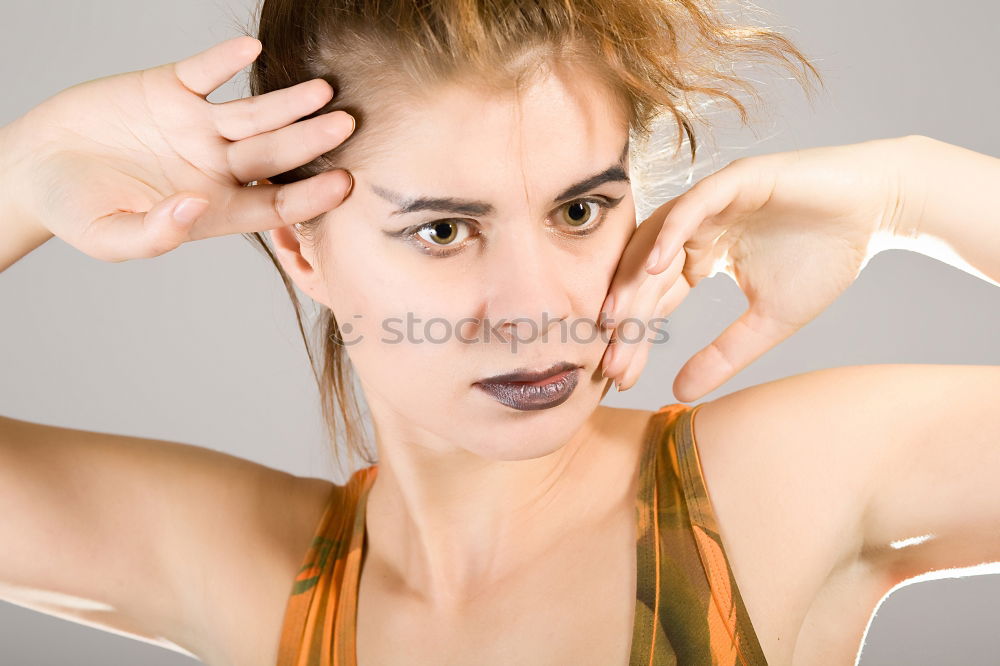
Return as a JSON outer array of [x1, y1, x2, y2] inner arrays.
[[294, 64, 636, 461]]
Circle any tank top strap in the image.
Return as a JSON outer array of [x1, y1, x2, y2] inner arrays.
[[276, 465, 377, 666], [630, 403, 767, 666]]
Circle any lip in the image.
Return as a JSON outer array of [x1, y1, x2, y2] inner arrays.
[[473, 362, 581, 411], [476, 361, 580, 385]]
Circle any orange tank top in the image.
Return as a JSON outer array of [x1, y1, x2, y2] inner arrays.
[[275, 403, 767, 665]]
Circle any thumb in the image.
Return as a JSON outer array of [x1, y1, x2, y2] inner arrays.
[[81, 192, 210, 262], [673, 308, 796, 402]]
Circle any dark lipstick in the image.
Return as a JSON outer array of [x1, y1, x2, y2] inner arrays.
[[474, 361, 581, 411]]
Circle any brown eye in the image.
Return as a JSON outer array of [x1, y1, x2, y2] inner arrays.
[[559, 201, 600, 228], [415, 220, 470, 246]]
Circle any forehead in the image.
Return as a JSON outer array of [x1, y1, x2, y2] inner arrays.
[[360, 64, 629, 188]]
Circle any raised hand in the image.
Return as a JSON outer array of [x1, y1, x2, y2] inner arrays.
[[2, 36, 354, 263], [600, 137, 909, 401]]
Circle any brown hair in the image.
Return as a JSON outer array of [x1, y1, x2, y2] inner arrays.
[[238, 0, 822, 477]]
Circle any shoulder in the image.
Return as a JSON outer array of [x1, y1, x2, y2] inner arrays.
[[685, 366, 891, 660], [693, 362, 999, 534], [271, 474, 342, 570], [197, 470, 338, 666], [695, 363, 1000, 662]]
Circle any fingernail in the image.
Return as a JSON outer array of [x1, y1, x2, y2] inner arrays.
[[603, 344, 617, 377], [173, 197, 209, 225], [645, 247, 661, 272]]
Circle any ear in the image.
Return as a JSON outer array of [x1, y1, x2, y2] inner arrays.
[[262, 178, 332, 308]]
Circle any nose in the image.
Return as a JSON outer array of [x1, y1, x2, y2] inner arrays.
[[480, 227, 573, 343]]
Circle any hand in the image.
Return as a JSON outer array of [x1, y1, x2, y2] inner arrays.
[[3, 36, 355, 263], [598, 207, 691, 393], [601, 137, 907, 401]]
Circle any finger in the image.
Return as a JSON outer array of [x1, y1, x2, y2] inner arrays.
[[214, 78, 335, 142], [603, 237, 685, 338], [227, 111, 356, 183], [604, 273, 687, 384], [662, 208, 735, 291], [77, 192, 211, 263], [617, 338, 654, 393], [655, 273, 692, 319], [672, 307, 798, 403], [602, 269, 666, 380], [600, 249, 683, 386], [605, 305, 656, 391], [616, 280, 690, 391], [174, 36, 262, 98], [645, 169, 740, 275], [194, 169, 353, 237], [602, 279, 663, 380], [598, 205, 676, 330]]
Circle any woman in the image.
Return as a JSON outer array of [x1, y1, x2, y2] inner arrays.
[[1, 0, 997, 664]]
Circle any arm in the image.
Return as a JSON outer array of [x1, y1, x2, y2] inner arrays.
[[738, 364, 1000, 586], [881, 135, 1000, 287], [0, 414, 333, 664], [691, 363, 1000, 659], [857, 144, 1000, 581], [0, 119, 55, 272], [0, 36, 354, 662], [819, 365, 1000, 587]]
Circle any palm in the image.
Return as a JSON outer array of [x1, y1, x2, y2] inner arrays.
[[691, 169, 882, 341], [32, 69, 234, 237]]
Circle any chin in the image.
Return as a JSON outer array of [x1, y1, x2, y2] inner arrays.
[[463, 401, 595, 461], [469, 437, 573, 462]]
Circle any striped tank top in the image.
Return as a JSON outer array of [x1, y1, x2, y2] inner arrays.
[[276, 402, 766, 665]]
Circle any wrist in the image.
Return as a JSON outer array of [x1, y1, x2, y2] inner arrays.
[[877, 134, 929, 239], [884, 134, 1000, 286], [0, 116, 54, 271]]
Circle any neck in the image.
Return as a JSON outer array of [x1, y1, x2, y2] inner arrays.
[[361, 404, 643, 608]]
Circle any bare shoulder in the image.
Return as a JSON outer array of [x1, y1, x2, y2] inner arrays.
[[688, 366, 907, 664], [0, 414, 338, 666], [210, 470, 336, 666]]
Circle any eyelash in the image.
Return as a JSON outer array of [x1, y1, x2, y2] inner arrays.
[[404, 196, 624, 257]]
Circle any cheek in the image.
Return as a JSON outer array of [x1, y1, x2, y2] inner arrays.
[[319, 223, 396, 315], [321, 246, 464, 385], [584, 214, 636, 294], [322, 238, 446, 327]]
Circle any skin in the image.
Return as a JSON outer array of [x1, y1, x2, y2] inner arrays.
[[1, 36, 999, 666], [269, 61, 646, 605]]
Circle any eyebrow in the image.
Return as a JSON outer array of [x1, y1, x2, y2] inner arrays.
[[372, 139, 630, 217]]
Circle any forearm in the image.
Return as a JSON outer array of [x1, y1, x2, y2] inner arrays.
[[0, 120, 54, 273], [890, 134, 1000, 287]]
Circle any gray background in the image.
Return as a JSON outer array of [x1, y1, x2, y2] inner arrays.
[[1, 0, 998, 664]]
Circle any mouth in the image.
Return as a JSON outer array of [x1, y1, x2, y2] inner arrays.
[[473, 361, 582, 411]]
